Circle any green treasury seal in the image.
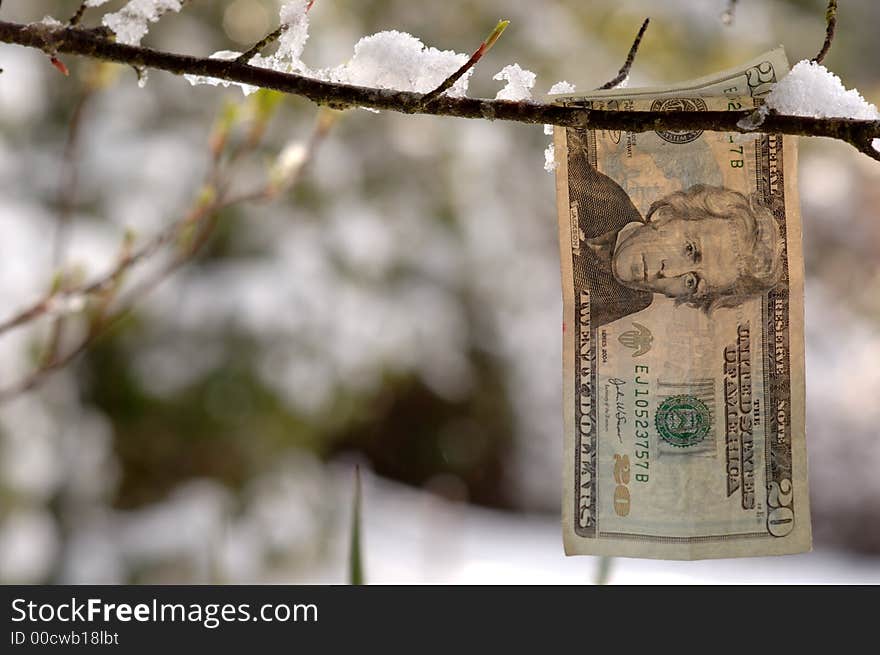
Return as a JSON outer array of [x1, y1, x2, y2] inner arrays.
[[655, 395, 712, 448]]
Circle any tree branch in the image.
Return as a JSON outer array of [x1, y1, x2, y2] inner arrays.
[[0, 19, 877, 162]]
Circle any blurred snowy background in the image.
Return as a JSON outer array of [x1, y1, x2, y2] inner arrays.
[[0, 0, 879, 584]]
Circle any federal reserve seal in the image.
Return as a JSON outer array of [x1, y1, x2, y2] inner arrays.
[[650, 98, 708, 144], [655, 394, 712, 448]]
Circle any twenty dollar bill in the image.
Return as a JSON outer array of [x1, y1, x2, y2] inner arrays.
[[554, 51, 811, 559]]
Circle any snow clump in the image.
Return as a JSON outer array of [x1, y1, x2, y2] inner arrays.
[[184, 51, 259, 96], [543, 144, 558, 172], [493, 64, 536, 101], [547, 80, 576, 96], [103, 0, 185, 46], [275, 1, 311, 71], [765, 60, 879, 120], [543, 81, 576, 172], [323, 31, 473, 96], [188, 6, 475, 99]]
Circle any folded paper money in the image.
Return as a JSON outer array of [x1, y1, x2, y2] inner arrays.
[[554, 49, 811, 559]]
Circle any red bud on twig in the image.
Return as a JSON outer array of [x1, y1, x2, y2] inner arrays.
[[50, 56, 69, 76]]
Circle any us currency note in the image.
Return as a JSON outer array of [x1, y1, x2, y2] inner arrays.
[[554, 50, 811, 559]]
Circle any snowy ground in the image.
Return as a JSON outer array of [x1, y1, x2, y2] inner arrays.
[[281, 470, 880, 585]]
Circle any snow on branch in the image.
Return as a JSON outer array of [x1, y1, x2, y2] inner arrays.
[[235, 0, 315, 65], [766, 60, 879, 121], [494, 64, 536, 101], [195, 6, 488, 102], [0, 10, 878, 161], [102, 0, 187, 46], [763, 58, 880, 158]]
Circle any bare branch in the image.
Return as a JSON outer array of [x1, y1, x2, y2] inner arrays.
[[0, 101, 335, 402], [0, 215, 179, 340], [0, 20, 877, 161], [598, 18, 650, 90], [421, 19, 509, 107], [231, 108, 338, 204], [0, 296, 56, 335], [0, 329, 94, 401], [813, 0, 838, 64]]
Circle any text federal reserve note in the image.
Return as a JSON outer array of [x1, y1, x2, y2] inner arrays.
[[554, 52, 811, 559]]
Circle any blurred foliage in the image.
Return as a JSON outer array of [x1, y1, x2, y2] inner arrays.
[[82, 325, 515, 510], [82, 330, 320, 509]]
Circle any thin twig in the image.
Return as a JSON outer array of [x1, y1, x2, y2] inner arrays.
[[0, 222, 210, 403], [813, 0, 838, 64], [40, 293, 67, 368], [236, 0, 317, 64], [421, 19, 509, 107], [0, 329, 95, 401], [0, 177, 207, 341], [598, 18, 650, 90], [0, 217, 179, 339], [0, 296, 55, 335], [236, 25, 285, 64], [227, 109, 337, 204], [68, 2, 90, 27], [0, 223, 206, 401], [0, 20, 878, 161]]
